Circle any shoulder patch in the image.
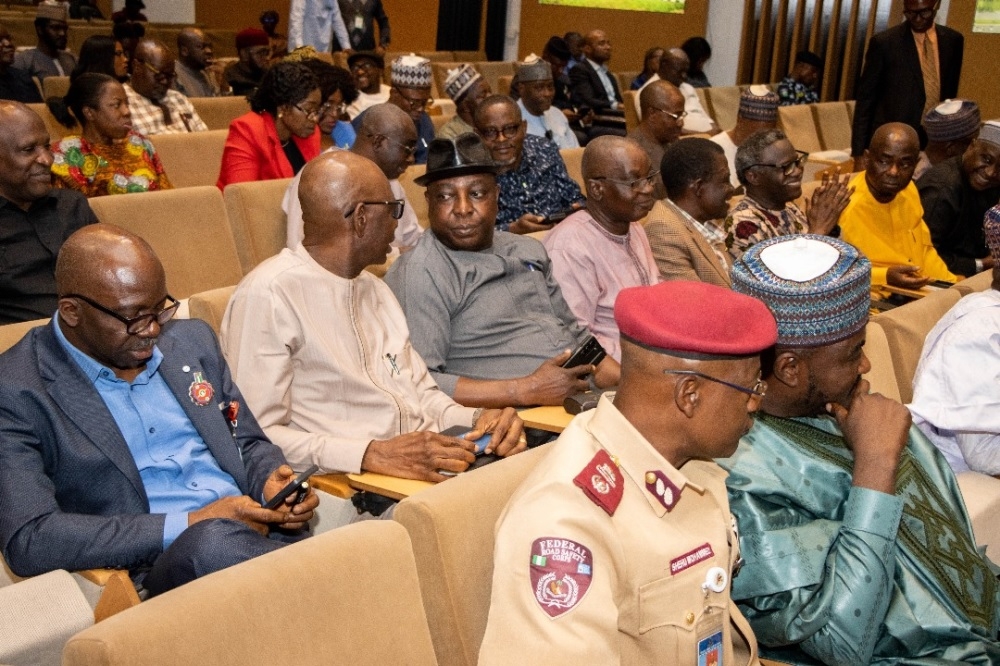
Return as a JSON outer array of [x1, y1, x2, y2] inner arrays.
[[573, 449, 623, 516], [530, 537, 593, 618]]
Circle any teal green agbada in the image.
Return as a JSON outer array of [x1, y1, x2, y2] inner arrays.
[[718, 413, 1000, 665]]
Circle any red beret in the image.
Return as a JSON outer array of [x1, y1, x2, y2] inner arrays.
[[236, 28, 270, 51], [614, 281, 777, 358]]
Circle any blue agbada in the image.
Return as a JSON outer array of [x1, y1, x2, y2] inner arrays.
[[718, 413, 1000, 665], [495, 134, 584, 232]]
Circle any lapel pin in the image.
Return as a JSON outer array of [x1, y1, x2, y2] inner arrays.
[[188, 371, 214, 406]]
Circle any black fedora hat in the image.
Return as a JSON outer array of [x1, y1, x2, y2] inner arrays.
[[414, 134, 498, 186]]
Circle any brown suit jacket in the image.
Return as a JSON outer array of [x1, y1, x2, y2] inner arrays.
[[644, 199, 731, 287]]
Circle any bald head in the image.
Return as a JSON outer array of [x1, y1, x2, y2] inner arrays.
[[870, 122, 919, 155], [359, 102, 412, 138], [131, 39, 175, 101], [582, 135, 634, 181], [865, 122, 920, 203], [582, 136, 655, 228], [582, 29, 611, 65], [639, 79, 683, 115], [56, 224, 162, 297], [355, 103, 417, 180], [177, 28, 212, 70], [658, 48, 689, 87], [298, 151, 396, 277]]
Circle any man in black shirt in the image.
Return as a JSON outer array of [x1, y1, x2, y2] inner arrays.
[[0, 102, 97, 324], [0, 27, 42, 104]]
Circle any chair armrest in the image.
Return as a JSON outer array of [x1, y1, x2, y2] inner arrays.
[[76, 569, 141, 622], [311, 473, 355, 499]]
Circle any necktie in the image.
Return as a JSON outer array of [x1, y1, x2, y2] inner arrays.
[[920, 35, 940, 118]]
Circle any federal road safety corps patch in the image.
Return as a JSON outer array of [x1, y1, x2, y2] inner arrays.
[[530, 537, 593, 618]]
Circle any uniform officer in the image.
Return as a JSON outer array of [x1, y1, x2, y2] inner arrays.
[[478, 279, 777, 665]]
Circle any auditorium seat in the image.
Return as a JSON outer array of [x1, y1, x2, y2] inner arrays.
[[705, 86, 741, 131], [811, 102, 852, 152], [188, 96, 251, 131], [862, 322, 901, 402], [451, 50, 487, 62], [497, 74, 512, 96], [87, 187, 244, 300], [872, 287, 962, 403], [187, 285, 236, 335], [777, 104, 823, 154], [616, 70, 639, 94], [951, 270, 994, 296], [149, 130, 228, 189], [222, 177, 292, 274], [560, 147, 585, 191], [26, 102, 70, 142], [62, 522, 438, 666], [399, 164, 429, 229], [623, 90, 639, 133], [0, 570, 94, 666], [0, 318, 49, 354], [394, 446, 549, 666], [473, 62, 516, 100], [41, 75, 69, 100]]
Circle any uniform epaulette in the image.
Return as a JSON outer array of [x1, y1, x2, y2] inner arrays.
[[572, 449, 623, 516]]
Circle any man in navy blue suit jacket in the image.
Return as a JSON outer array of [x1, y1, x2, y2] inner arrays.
[[0, 224, 318, 597]]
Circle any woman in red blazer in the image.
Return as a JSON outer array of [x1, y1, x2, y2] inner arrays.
[[217, 61, 322, 189]]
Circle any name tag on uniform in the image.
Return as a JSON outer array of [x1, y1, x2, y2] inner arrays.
[[697, 629, 723, 666], [354, 15, 365, 30]]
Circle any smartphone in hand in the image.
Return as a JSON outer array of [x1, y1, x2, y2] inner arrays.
[[264, 464, 318, 510]]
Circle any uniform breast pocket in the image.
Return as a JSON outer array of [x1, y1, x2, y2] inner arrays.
[[633, 569, 728, 663]]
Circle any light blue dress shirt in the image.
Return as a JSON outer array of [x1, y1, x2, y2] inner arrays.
[[54, 316, 242, 549]]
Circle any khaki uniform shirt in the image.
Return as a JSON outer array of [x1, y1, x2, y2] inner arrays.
[[479, 397, 758, 665]]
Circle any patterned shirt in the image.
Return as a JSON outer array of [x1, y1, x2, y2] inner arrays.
[[51, 132, 173, 198], [724, 195, 808, 259], [776, 76, 819, 106], [496, 134, 584, 231], [124, 84, 208, 136]]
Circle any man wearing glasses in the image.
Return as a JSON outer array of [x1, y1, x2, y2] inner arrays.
[[479, 280, 775, 665], [637, 47, 717, 136], [544, 135, 659, 363], [721, 234, 1000, 663], [0, 224, 319, 597], [381, 54, 435, 165], [724, 128, 851, 259], [473, 95, 584, 235], [223, 28, 271, 97], [223, 151, 524, 511], [124, 39, 208, 136], [851, 0, 963, 171], [627, 79, 686, 200], [711, 86, 779, 189]]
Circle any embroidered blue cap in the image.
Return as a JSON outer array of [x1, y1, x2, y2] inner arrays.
[[730, 234, 871, 347]]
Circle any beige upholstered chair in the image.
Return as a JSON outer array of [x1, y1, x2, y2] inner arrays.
[[496, 74, 513, 97], [473, 62, 516, 99], [0, 570, 95, 666], [616, 70, 639, 94], [399, 164, 429, 229], [955, 472, 1000, 564], [0, 318, 48, 354], [451, 50, 487, 62], [845, 99, 856, 122], [430, 61, 463, 99], [417, 50, 457, 63], [62, 522, 437, 666], [560, 147, 585, 191], [705, 86, 741, 131], [811, 102, 852, 151], [862, 321, 901, 402], [394, 446, 549, 666], [41, 75, 70, 100], [777, 104, 823, 154], [188, 96, 251, 131], [221, 178, 293, 274], [187, 285, 236, 335], [149, 130, 228, 189], [87, 187, 243, 299], [951, 270, 994, 296], [873, 288, 962, 403], [26, 102, 70, 142]]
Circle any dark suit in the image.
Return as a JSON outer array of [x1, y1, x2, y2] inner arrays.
[[0, 318, 288, 588], [851, 22, 964, 156], [568, 58, 623, 115]]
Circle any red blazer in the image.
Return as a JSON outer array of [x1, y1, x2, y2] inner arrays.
[[216, 110, 320, 189]]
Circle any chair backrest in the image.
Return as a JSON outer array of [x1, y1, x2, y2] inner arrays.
[[26, 102, 70, 142], [0, 318, 48, 354], [952, 270, 994, 296], [418, 51, 458, 63], [473, 62, 516, 100], [87, 187, 243, 299], [862, 321, 901, 402], [845, 99, 856, 122], [62, 522, 438, 666], [777, 104, 823, 154], [222, 178, 293, 274], [623, 90, 639, 133], [394, 446, 549, 666], [188, 96, 251, 131], [811, 102, 852, 152], [560, 147, 585, 191], [705, 86, 741, 130], [188, 285, 236, 335], [874, 288, 962, 403], [0, 570, 93, 666], [497, 74, 513, 97], [149, 130, 228, 189], [451, 51, 486, 62], [616, 71, 639, 94], [42, 75, 70, 100], [399, 164, 429, 229]]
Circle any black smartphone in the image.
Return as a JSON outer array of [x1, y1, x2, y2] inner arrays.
[[264, 464, 318, 510], [927, 279, 954, 289], [543, 208, 577, 225], [562, 335, 607, 369]]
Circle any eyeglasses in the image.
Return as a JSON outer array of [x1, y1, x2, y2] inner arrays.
[[663, 369, 767, 399], [648, 106, 688, 123], [747, 150, 808, 177], [136, 59, 176, 84], [65, 293, 180, 335], [367, 132, 417, 156], [591, 170, 660, 191], [392, 87, 433, 111], [903, 4, 938, 20], [478, 122, 522, 141], [351, 60, 379, 72], [320, 102, 347, 118], [293, 103, 320, 121], [348, 199, 406, 219]]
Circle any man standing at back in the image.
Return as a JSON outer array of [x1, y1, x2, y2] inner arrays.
[[14, 4, 75, 82], [0, 102, 96, 324], [568, 29, 625, 136], [851, 0, 963, 170]]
